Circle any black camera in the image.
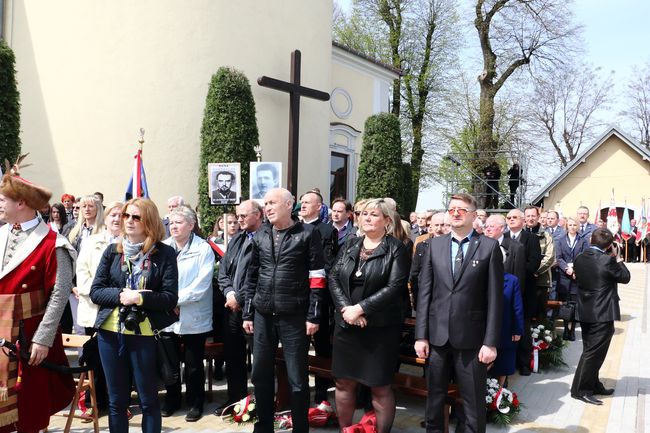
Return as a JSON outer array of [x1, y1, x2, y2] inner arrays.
[[118, 305, 146, 333]]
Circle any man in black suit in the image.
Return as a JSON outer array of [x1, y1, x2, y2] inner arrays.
[[571, 228, 630, 405], [214, 200, 263, 414], [506, 208, 542, 375], [212, 171, 237, 204], [577, 206, 598, 240], [299, 189, 339, 404], [484, 214, 526, 286], [415, 193, 503, 433]]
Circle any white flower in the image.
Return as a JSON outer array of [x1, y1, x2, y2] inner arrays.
[[539, 325, 545, 330], [545, 330, 551, 335], [486, 396, 493, 404], [545, 336, 553, 343], [532, 333, 539, 339]]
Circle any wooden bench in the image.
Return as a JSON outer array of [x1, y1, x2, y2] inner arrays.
[[275, 348, 460, 429]]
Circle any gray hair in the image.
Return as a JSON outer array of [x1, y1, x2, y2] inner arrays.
[[167, 195, 185, 206], [170, 204, 197, 226]]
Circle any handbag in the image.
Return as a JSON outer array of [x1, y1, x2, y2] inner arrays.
[[557, 302, 575, 322], [154, 331, 180, 386]]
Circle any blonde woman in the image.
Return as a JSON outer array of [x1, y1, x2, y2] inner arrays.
[[68, 195, 106, 252], [76, 201, 123, 417]]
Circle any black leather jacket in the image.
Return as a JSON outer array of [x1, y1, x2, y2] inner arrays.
[[242, 220, 326, 323], [329, 235, 409, 328]]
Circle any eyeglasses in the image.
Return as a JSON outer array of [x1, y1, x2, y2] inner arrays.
[[506, 216, 520, 220], [73, 206, 80, 210], [236, 212, 258, 219], [447, 207, 474, 215], [122, 212, 142, 222]]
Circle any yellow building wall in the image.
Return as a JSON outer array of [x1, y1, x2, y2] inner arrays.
[[4, 0, 332, 210], [330, 61, 375, 132], [543, 135, 650, 217]]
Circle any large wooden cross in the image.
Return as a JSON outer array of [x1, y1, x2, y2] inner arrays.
[[258, 50, 330, 197]]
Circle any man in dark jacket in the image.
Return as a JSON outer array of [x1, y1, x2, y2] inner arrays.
[[506, 208, 542, 376], [299, 189, 338, 404], [242, 188, 326, 433], [571, 228, 630, 405], [215, 200, 263, 414]]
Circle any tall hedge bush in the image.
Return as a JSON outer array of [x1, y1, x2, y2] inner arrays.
[[356, 113, 408, 212], [198, 67, 259, 233], [0, 40, 21, 167]]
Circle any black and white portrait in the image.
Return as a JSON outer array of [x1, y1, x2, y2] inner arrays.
[[250, 161, 282, 202], [209, 163, 240, 205]]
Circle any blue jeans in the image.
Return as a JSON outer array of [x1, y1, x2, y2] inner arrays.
[[251, 312, 309, 433], [98, 330, 161, 433]]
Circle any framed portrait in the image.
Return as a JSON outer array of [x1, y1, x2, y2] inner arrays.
[[208, 162, 241, 205], [250, 161, 282, 203]]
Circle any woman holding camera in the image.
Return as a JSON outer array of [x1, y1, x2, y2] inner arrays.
[[160, 206, 214, 421], [329, 198, 410, 433], [90, 198, 178, 433]]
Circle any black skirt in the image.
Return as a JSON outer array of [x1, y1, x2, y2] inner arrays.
[[331, 323, 401, 387]]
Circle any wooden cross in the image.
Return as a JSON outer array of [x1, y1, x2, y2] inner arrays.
[[258, 50, 330, 197]]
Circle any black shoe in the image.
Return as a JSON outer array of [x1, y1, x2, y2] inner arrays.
[[161, 403, 180, 417], [519, 367, 532, 376], [572, 394, 603, 405], [563, 328, 570, 340], [185, 407, 203, 422], [214, 400, 237, 416], [568, 329, 576, 341], [595, 387, 615, 396]]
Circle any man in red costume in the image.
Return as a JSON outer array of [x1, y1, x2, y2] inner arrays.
[[0, 157, 75, 432]]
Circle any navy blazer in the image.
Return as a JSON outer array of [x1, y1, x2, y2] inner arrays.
[[499, 273, 524, 349], [415, 233, 504, 349], [555, 233, 589, 296]]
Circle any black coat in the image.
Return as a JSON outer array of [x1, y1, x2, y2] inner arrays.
[[309, 219, 339, 273], [415, 233, 504, 349], [217, 231, 252, 305], [506, 229, 542, 317], [242, 221, 326, 323], [329, 235, 409, 328], [90, 242, 179, 331], [574, 249, 630, 323], [501, 236, 526, 289]]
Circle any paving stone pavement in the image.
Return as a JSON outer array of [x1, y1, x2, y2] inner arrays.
[[47, 263, 648, 433]]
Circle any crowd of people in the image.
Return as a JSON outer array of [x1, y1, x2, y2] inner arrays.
[[0, 159, 634, 433]]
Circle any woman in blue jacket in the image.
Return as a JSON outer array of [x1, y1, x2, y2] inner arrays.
[[490, 272, 524, 384], [91, 198, 178, 433]]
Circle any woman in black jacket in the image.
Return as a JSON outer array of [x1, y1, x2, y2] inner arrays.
[[90, 198, 178, 433], [329, 198, 409, 433]]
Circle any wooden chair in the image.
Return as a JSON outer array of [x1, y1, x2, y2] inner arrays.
[[55, 333, 99, 433]]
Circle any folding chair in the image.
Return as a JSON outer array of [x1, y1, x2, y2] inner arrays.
[[55, 333, 99, 433]]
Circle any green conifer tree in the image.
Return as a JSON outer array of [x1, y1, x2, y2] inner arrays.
[[0, 40, 21, 166]]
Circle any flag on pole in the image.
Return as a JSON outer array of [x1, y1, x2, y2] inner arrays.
[[638, 198, 647, 242], [606, 189, 618, 235], [594, 200, 601, 224], [621, 203, 632, 241], [125, 148, 150, 201]]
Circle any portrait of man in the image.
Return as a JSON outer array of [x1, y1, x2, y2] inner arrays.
[[250, 162, 281, 201], [209, 163, 240, 205]]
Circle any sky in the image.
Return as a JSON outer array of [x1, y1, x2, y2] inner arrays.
[[337, 0, 650, 210]]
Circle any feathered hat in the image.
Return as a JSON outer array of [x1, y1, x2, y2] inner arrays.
[[0, 153, 51, 210]]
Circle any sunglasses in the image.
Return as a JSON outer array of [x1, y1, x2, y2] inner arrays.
[[122, 212, 142, 222], [447, 207, 474, 215], [73, 206, 80, 210]]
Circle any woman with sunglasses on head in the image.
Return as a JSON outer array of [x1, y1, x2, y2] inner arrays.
[[329, 198, 410, 433], [90, 198, 178, 433]]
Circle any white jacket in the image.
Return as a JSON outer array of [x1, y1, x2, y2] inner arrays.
[[76, 232, 114, 328], [163, 235, 214, 334]]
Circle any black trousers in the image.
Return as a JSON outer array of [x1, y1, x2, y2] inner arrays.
[[425, 343, 487, 433], [571, 321, 614, 396], [516, 318, 532, 371], [84, 327, 108, 410], [223, 307, 250, 402], [312, 293, 333, 403], [251, 312, 309, 433], [163, 332, 209, 409]]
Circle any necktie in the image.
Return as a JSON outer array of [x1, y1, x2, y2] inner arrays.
[[511, 233, 517, 240], [11, 223, 21, 233], [453, 238, 467, 278], [581, 224, 585, 233]]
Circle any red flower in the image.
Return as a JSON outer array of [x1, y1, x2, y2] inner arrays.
[[512, 393, 519, 407]]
